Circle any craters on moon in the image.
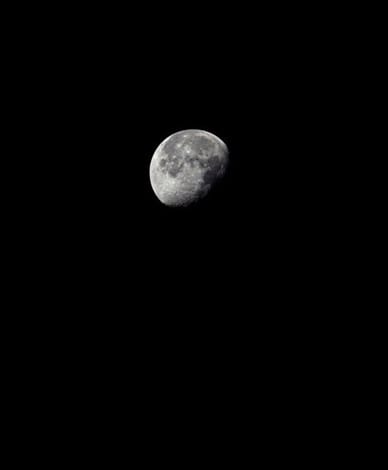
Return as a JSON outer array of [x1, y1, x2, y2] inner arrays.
[[150, 130, 229, 207]]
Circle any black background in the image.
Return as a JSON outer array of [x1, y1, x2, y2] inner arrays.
[[32, 7, 335, 307], [12, 4, 353, 442], [19, 5, 345, 346]]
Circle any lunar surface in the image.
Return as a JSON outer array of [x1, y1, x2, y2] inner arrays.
[[150, 129, 229, 207]]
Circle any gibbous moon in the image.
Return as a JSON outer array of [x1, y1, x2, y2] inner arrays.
[[150, 129, 229, 207]]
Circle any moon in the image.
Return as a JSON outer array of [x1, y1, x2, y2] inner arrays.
[[150, 129, 229, 207]]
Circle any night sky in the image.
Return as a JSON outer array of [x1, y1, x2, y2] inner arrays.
[[29, 5, 339, 325], [22, 4, 342, 403], [9, 5, 356, 453]]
